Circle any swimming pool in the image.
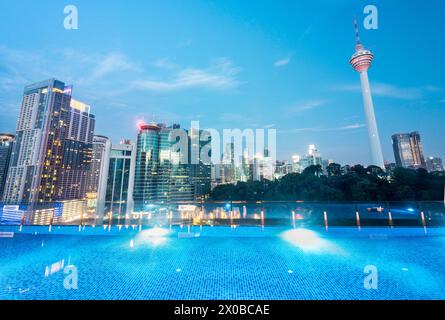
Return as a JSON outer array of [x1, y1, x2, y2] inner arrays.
[[1, 225, 445, 300]]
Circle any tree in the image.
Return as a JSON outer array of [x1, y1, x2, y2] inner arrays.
[[326, 163, 342, 177], [303, 165, 323, 177]]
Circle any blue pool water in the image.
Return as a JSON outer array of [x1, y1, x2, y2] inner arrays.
[[1, 225, 445, 300]]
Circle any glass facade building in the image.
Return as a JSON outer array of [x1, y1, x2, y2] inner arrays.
[[0, 133, 15, 200], [392, 132, 426, 169], [133, 124, 211, 211], [86, 135, 111, 220], [104, 140, 135, 220]]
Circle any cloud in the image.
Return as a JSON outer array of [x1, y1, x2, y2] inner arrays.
[[153, 58, 178, 70], [274, 57, 291, 67], [423, 85, 443, 93], [89, 52, 138, 81], [133, 58, 241, 92], [280, 123, 365, 134], [298, 25, 312, 42], [0, 46, 242, 115], [288, 99, 328, 113], [0, 47, 139, 89], [338, 123, 366, 130], [334, 82, 425, 100]]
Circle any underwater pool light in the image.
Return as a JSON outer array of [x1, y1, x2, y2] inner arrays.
[[281, 228, 342, 254]]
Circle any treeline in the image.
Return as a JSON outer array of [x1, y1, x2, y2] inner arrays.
[[210, 164, 445, 202]]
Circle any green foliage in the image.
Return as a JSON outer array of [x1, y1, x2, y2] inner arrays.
[[210, 165, 445, 201]]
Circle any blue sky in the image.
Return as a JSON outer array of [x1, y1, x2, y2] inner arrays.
[[0, 0, 444, 165]]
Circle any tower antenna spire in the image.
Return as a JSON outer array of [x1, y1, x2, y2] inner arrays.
[[354, 17, 363, 50]]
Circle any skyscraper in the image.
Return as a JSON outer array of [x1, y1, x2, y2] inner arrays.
[[188, 127, 211, 200], [391, 132, 426, 169], [0, 133, 15, 199], [350, 18, 385, 169], [133, 123, 213, 210], [58, 99, 95, 200], [3, 79, 71, 205], [86, 135, 111, 220], [104, 140, 136, 220], [298, 145, 323, 171], [426, 156, 444, 172], [2, 79, 95, 208], [133, 123, 194, 210]]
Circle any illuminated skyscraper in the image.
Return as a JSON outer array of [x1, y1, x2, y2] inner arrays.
[[350, 19, 385, 169], [3, 79, 71, 205], [392, 132, 426, 169], [58, 99, 95, 200], [86, 135, 111, 220], [104, 140, 136, 219], [133, 123, 194, 210], [2, 79, 95, 209], [0, 133, 15, 199]]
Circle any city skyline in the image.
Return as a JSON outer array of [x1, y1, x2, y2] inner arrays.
[[0, 0, 444, 165]]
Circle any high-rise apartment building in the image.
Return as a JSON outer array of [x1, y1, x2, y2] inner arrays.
[[104, 140, 136, 219], [85, 135, 111, 220], [2, 79, 95, 211], [58, 99, 95, 200], [391, 132, 426, 169], [0, 133, 15, 200]]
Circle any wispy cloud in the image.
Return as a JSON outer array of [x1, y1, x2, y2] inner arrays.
[[153, 58, 178, 70], [333, 82, 428, 100], [280, 123, 365, 134], [89, 52, 138, 81], [274, 57, 291, 67], [0, 46, 242, 112], [287, 99, 328, 113], [133, 58, 242, 92], [298, 25, 312, 42]]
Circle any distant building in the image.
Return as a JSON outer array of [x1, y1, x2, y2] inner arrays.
[[426, 157, 444, 172], [252, 150, 274, 181], [104, 140, 136, 220], [187, 127, 211, 200], [322, 159, 334, 175], [85, 135, 111, 221], [291, 155, 302, 173], [274, 160, 293, 179], [0, 133, 14, 200], [299, 145, 323, 172], [133, 123, 200, 211], [391, 132, 426, 169], [221, 142, 235, 184], [2, 79, 95, 211], [384, 161, 397, 173]]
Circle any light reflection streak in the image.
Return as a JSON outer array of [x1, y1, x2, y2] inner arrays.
[[281, 228, 343, 254]]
